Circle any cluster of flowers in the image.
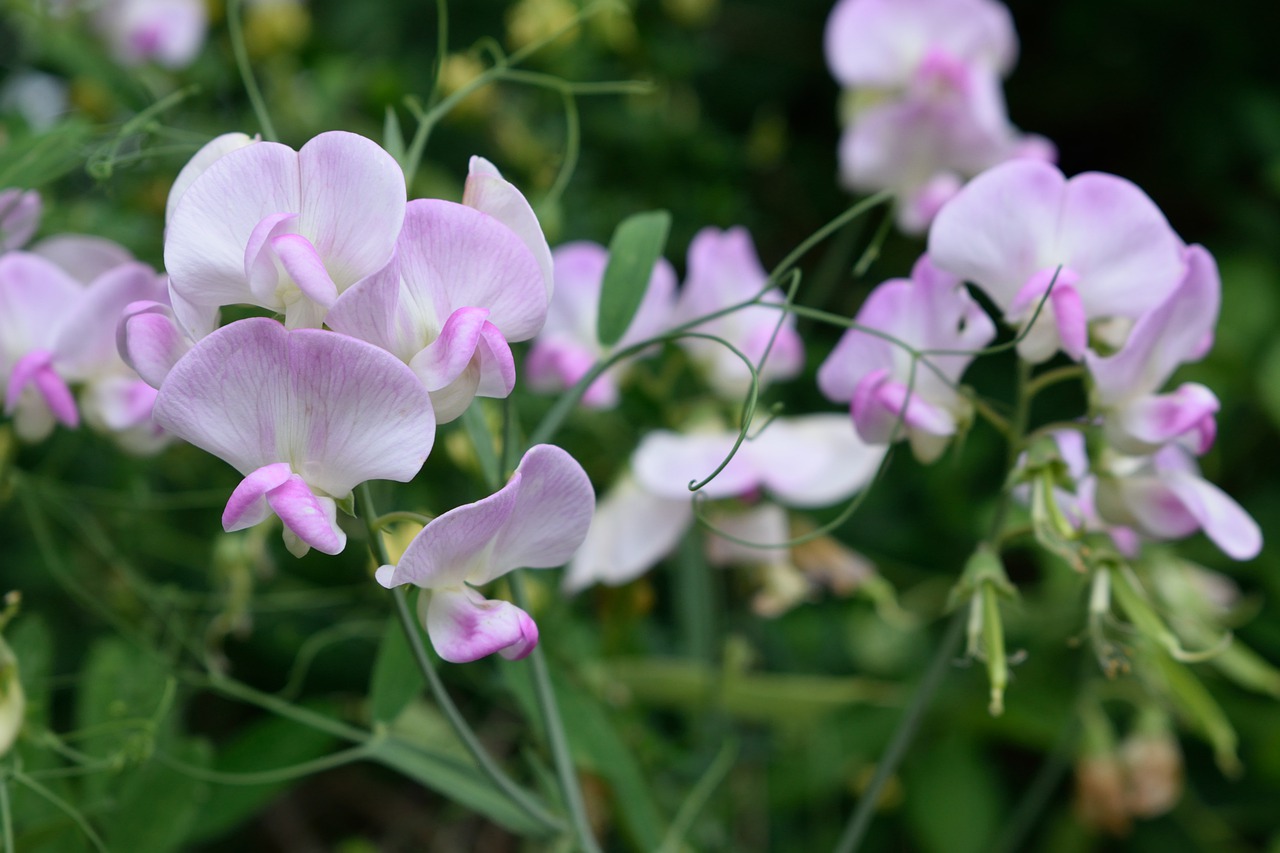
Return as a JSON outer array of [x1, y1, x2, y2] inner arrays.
[[824, 0, 1054, 233], [822, 0, 1259, 565], [521, 227, 887, 610]]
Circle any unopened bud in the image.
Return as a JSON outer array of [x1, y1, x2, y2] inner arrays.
[[1120, 729, 1183, 818], [1074, 754, 1131, 836], [0, 635, 24, 756]]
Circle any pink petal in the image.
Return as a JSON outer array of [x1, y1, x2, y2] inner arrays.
[[265, 474, 346, 555], [824, 0, 1016, 88], [473, 321, 516, 398], [326, 254, 409, 358], [272, 233, 339, 308], [296, 132, 405, 290], [1104, 470, 1261, 561], [0, 189, 41, 251], [223, 462, 293, 531], [409, 306, 491, 392], [6, 350, 78, 427], [152, 317, 435, 496], [89, 377, 158, 431], [55, 261, 164, 379], [118, 300, 190, 389], [396, 199, 547, 342], [1057, 172, 1185, 319], [1086, 245, 1221, 404], [486, 444, 595, 581], [0, 253, 84, 373], [425, 587, 539, 664], [377, 476, 520, 591], [1108, 383, 1220, 456], [243, 212, 301, 306], [165, 141, 302, 310], [463, 156, 554, 299]]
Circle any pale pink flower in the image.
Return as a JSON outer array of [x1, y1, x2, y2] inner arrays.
[[152, 318, 436, 557], [817, 255, 995, 463], [462, 156, 554, 299], [375, 445, 593, 663], [524, 241, 677, 408], [93, 0, 208, 69], [0, 189, 40, 251], [326, 195, 548, 423], [1085, 245, 1220, 456], [165, 131, 405, 330], [928, 160, 1186, 363]]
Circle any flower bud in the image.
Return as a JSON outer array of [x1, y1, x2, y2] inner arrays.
[[1120, 728, 1183, 818], [0, 633, 24, 757]]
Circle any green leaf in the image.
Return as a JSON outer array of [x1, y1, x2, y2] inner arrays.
[[903, 735, 1003, 853], [103, 735, 212, 853], [383, 105, 407, 169], [596, 210, 672, 347], [368, 615, 425, 725]]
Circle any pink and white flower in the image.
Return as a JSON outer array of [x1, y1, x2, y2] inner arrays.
[[92, 0, 208, 69], [672, 227, 803, 398], [165, 131, 405, 330], [928, 160, 1186, 363], [152, 318, 436, 557], [326, 195, 548, 423], [817, 255, 995, 462], [375, 444, 594, 663], [525, 240, 677, 408], [1085, 245, 1220, 456]]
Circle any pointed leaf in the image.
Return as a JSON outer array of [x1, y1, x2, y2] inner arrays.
[[596, 210, 671, 347], [369, 615, 425, 724]]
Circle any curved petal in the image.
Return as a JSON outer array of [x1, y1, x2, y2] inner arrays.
[[377, 476, 519, 591], [1102, 470, 1261, 561], [1086, 245, 1220, 403], [486, 444, 595, 580], [0, 253, 84, 369], [296, 132, 405, 290], [325, 253, 409, 358], [266, 474, 346, 555], [463, 156, 554, 299], [1058, 172, 1185, 318], [562, 475, 692, 593], [0, 188, 41, 251], [223, 462, 293, 531], [396, 200, 547, 342], [165, 141, 301, 309], [425, 587, 539, 664], [928, 158, 1065, 308], [118, 300, 190, 389], [152, 317, 435, 495], [165, 132, 257, 225], [409, 306, 491, 391], [473, 321, 516, 398], [1107, 384, 1220, 456], [56, 261, 164, 379]]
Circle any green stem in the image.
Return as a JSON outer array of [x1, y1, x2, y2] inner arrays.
[[0, 774, 12, 853], [509, 573, 602, 853], [1025, 364, 1085, 399], [358, 484, 562, 832], [156, 743, 375, 785], [657, 739, 738, 853], [833, 610, 967, 853], [10, 771, 109, 853], [227, 0, 278, 142]]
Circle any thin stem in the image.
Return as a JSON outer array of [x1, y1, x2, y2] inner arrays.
[[990, 718, 1076, 853], [155, 743, 375, 786], [658, 739, 738, 853], [358, 484, 562, 832], [10, 771, 109, 853], [833, 610, 967, 853], [427, 0, 448, 107], [0, 774, 13, 853], [1026, 364, 1085, 400], [227, 0, 278, 142], [509, 573, 602, 853]]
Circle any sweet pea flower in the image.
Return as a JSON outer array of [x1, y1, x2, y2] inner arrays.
[[165, 132, 258, 227], [93, 0, 208, 69], [825, 0, 1051, 233], [165, 131, 405, 330], [672, 227, 803, 398], [30, 234, 134, 283], [326, 196, 548, 423], [1, 251, 164, 441], [817, 255, 995, 463], [928, 159, 1186, 363], [524, 241, 677, 408], [1085, 245, 1220, 456], [375, 444, 593, 663], [825, 0, 1017, 90], [0, 189, 40, 251], [1093, 444, 1261, 562], [152, 318, 436, 557], [564, 415, 885, 591]]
